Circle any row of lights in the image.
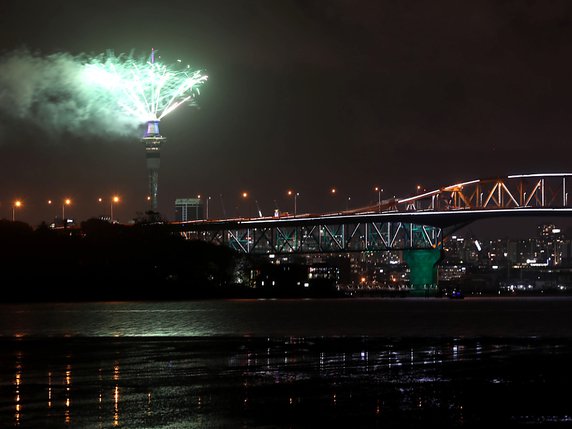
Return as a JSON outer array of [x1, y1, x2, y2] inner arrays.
[[10, 196, 122, 222], [195, 187, 389, 218], [9, 185, 422, 221]]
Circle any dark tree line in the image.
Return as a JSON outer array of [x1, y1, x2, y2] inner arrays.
[[0, 218, 245, 302]]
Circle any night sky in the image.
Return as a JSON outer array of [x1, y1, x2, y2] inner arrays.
[[1, 0, 572, 237]]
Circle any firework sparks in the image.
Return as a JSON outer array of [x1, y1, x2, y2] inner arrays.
[[83, 49, 208, 123]]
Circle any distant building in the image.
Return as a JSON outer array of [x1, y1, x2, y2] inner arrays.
[[536, 223, 570, 266], [175, 198, 203, 222], [308, 263, 340, 283]]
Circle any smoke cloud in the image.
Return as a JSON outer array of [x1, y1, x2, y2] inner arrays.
[[0, 49, 140, 140]]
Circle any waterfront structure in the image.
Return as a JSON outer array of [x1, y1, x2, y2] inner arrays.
[[176, 173, 572, 294]]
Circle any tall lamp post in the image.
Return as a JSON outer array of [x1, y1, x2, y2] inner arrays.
[[62, 198, 71, 225], [330, 187, 337, 211], [110, 195, 120, 223], [198, 195, 212, 219], [416, 185, 425, 210], [12, 200, 22, 221], [48, 199, 53, 222], [287, 190, 299, 217], [374, 187, 383, 212], [331, 188, 351, 211], [241, 192, 249, 218]]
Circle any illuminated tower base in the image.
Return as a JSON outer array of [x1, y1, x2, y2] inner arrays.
[[141, 120, 166, 211]]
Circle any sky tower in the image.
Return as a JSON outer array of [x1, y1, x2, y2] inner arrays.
[[84, 48, 207, 212], [142, 119, 166, 210], [143, 48, 164, 211]]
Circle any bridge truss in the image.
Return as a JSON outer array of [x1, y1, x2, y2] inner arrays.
[[176, 173, 572, 255], [387, 173, 571, 212], [180, 221, 442, 254]]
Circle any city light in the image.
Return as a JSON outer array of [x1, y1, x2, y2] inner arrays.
[[205, 196, 211, 219], [374, 186, 383, 212], [287, 190, 299, 217], [98, 196, 120, 222], [110, 196, 120, 223], [62, 198, 72, 222], [12, 200, 22, 221], [196, 194, 211, 219]]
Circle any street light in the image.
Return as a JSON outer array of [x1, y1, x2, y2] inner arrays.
[[241, 192, 250, 218], [197, 194, 211, 219], [374, 187, 383, 212], [287, 190, 299, 217], [47, 199, 53, 220], [12, 200, 22, 221], [62, 198, 71, 224], [110, 195, 120, 223], [330, 187, 337, 211], [330, 188, 350, 211]]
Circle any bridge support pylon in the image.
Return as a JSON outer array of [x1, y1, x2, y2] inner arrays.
[[403, 248, 444, 296]]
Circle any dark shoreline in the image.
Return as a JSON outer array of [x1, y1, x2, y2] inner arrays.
[[1, 290, 570, 304], [3, 277, 572, 304]]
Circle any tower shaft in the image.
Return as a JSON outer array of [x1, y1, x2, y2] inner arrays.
[[141, 120, 166, 211]]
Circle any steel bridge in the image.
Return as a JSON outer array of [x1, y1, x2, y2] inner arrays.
[[174, 173, 572, 255]]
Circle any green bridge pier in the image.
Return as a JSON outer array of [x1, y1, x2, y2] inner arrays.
[[402, 248, 445, 296]]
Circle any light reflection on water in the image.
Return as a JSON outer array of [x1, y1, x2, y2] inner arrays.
[[0, 336, 571, 427], [1, 299, 572, 427], [1, 297, 572, 337]]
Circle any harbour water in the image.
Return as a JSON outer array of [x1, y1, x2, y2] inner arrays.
[[1, 297, 572, 427]]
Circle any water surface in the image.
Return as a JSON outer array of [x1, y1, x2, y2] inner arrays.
[[1, 297, 571, 427]]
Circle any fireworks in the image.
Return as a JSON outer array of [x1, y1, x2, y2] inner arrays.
[[83, 49, 208, 124], [0, 48, 207, 212], [82, 49, 208, 211]]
